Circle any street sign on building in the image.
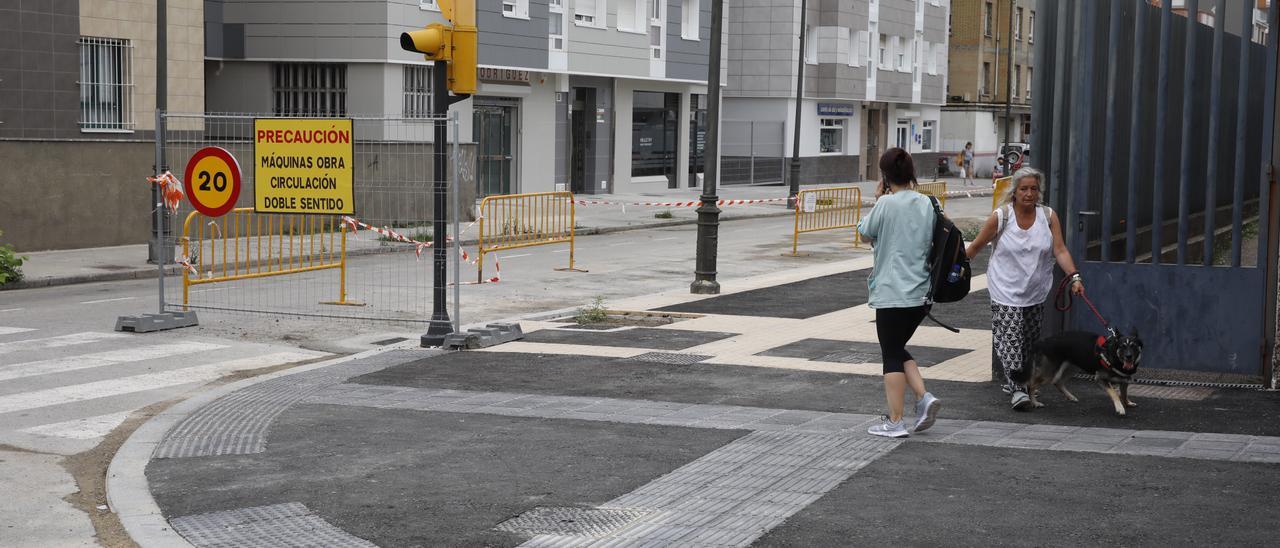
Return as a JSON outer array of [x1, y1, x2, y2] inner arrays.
[[183, 146, 242, 218], [253, 119, 355, 215]]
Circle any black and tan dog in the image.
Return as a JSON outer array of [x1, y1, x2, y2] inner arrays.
[[1017, 330, 1144, 416]]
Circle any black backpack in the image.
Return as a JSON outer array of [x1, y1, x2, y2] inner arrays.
[[924, 195, 971, 332]]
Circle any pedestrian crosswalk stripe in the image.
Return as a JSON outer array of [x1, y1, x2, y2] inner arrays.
[[0, 327, 37, 336], [0, 342, 229, 382], [0, 351, 323, 415], [19, 411, 132, 440], [0, 332, 131, 355]]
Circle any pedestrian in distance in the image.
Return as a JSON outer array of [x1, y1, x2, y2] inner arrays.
[[857, 148, 942, 438], [964, 167, 1085, 410], [961, 142, 976, 186]]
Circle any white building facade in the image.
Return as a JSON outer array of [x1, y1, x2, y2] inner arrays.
[[723, 0, 950, 185], [204, 0, 717, 196]]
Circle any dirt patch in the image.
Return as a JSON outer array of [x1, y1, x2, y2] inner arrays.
[[58, 354, 340, 547], [556, 310, 700, 328]]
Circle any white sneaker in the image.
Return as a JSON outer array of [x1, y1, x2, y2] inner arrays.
[[1011, 391, 1031, 410], [867, 416, 909, 438], [914, 393, 941, 433]]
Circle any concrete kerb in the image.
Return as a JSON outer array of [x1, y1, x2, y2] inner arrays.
[[106, 342, 442, 548]]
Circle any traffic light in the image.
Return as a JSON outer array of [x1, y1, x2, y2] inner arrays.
[[400, 0, 476, 95]]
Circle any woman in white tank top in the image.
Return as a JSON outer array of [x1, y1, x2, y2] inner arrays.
[[964, 167, 1085, 410]]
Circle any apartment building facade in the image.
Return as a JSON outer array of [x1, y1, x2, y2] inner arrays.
[[203, 0, 714, 197], [723, 0, 949, 185], [941, 0, 1032, 178], [0, 0, 205, 251]]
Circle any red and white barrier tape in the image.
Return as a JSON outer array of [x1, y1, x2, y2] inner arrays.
[[175, 255, 198, 276], [147, 171, 185, 214], [571, 197, 788, 208], [452, 247, 500, 285]]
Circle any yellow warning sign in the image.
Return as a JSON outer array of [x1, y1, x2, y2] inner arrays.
[[254, 119, 355, 214]]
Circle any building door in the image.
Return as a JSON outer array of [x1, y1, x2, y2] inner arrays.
[[474, 102, 517, 197], [865, 109, 881, 180], [570, 87, 596, 194]]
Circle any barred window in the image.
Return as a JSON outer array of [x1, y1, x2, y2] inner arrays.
[[78, 37, 134, 131], [273, 63, 346, 117], [403, 65, 433, 118]]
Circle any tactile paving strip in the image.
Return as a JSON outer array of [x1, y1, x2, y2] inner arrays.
[[516, 432, 901, 547], [170, 502, 376, 548], [155, 350, 429, 458]]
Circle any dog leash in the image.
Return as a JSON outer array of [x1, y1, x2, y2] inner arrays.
[[1054, 274, 1114, 335]]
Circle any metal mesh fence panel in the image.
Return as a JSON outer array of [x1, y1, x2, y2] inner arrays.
[[158, 112, 454, 324]]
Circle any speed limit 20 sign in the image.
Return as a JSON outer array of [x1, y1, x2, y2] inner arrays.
[[183, 146, 242, 217]]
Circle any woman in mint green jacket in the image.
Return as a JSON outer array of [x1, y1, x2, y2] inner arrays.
[[857, 148, 941, 439]]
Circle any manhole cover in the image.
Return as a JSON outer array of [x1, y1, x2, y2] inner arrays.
[[629, 352, 712, 365], [371, 337, 410, 346], [494, 507, 648, 537], [815, 350, 879, 364]]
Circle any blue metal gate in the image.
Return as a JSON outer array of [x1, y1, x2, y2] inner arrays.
[[1031, 0, 1279, 383]]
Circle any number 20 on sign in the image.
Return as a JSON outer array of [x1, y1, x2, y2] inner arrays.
[[183, 146, 242, 217]]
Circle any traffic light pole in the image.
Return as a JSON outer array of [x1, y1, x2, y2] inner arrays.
[[422, 60, 454, 347]]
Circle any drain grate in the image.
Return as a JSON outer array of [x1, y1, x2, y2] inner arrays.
[[1126, 384, 1216, 401], [1072, 373, 1262, 390], [495, 507, 648, 537], [629, 352, 712, 365]]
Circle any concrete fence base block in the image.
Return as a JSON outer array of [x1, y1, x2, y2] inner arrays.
[[114, 311, 200, 333], [443, 322, 524, 350]]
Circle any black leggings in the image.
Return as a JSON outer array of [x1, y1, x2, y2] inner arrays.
[[876, 306, 930, 374]]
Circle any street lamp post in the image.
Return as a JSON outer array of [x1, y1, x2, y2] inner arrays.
[[787, 0, 809, 208], [691, 0, 725, 295]]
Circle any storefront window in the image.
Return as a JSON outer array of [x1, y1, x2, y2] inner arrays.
[[820, 118, 844, 154], [632, 91, 680, 186], [922, 120, 935, 151]]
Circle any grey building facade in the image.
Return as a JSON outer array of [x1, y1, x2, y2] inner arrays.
[[0, 0, 205, 251], [724, 0, 949, 185], [204, 0, 716, 196]]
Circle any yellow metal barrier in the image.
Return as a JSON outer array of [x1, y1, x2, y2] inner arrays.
[[992, 176, 1012, 211], [916, 181, 947, 208], [792, 186, 863, 255], [181, 208, 354, 307], [477, 191, 580, 281]]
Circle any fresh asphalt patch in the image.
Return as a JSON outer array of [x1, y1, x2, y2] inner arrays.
[[522, 327, 738, 350], [352, 351, 1280, 436], [655, 269, 871, 319], [758, 338, 972, 367], [146, 405, 742, 548], [755, 442, 1280, 547]]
